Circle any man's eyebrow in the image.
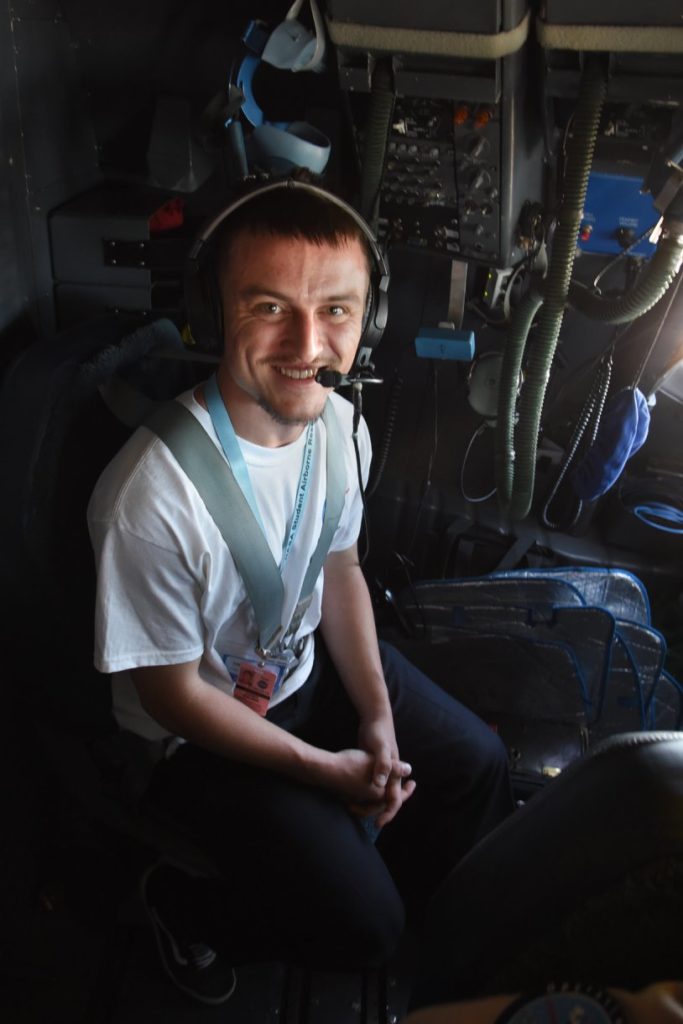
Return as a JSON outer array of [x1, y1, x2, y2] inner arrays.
[[237, 285, 365, 304], [321, 293, 366, 305], [237, 285, 289, 301]]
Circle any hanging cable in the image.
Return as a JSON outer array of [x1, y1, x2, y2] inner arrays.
[[351, 383, 372, 567], [460, 422, 497, 504], [408, 364, 440, 555], [366, 371, 404, 499], [540, 339, 616, 530], [592, 222, 661, 290]]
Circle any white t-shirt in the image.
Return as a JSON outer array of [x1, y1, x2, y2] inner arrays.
[[87, 387, 371, 740]]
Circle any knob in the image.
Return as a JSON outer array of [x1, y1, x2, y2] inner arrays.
[[469, 168, 492, 191], [469, 136, 490, 159], [615, 227, 636, 249]]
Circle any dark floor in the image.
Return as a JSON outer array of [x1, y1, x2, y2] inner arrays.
[[4, 873, 416, 1023], [1, 723, 416, 1024]]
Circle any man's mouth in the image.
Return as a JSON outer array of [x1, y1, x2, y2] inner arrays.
[[275, 366, 319, 380]]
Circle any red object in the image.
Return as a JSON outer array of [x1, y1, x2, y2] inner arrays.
[[473, 107, 492, 128], [453, 104, 470, 125], [580, 223, 593, 241], [149, 197, 185, 234]]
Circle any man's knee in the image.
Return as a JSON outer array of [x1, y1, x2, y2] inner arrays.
[[293, 868, 404, 969], [475, 724, 510, 777], [341, 891, 405, 966]]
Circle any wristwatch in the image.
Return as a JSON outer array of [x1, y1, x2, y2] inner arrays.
[[496, 983, 628, 1023]]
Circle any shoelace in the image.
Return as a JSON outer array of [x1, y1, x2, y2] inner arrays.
[[185, 943, 218, 971], [152, 907, 217, 970]]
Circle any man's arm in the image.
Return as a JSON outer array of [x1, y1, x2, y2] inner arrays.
[[320, 543, 415, 826], [130, 658, 390, 808]]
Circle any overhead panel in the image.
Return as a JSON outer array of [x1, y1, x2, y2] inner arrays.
[[325, 0, 543, 268]]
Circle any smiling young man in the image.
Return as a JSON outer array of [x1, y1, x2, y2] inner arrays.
[[88, 182, 513, 1006]]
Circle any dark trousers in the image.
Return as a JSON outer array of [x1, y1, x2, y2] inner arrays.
[[142, 640, 514, 969]]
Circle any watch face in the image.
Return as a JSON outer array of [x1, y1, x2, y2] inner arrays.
[[498, 984, 627, 1024]]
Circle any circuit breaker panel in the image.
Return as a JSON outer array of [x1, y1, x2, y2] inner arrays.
[[326, 0, 543, 268], [377, 96, 503, 263]]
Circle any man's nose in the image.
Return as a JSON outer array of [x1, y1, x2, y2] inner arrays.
[[290, 310, 324, 363]]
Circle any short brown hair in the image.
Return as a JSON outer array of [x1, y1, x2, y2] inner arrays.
[[214, 183, 373, 283]]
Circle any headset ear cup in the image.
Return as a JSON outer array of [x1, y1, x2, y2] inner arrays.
[[359, 293, 378, 353], [355, 262, 389, 365], [360, 289, 373, 341]]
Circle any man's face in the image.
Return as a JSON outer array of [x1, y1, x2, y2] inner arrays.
[[218, 230, 370, 438]]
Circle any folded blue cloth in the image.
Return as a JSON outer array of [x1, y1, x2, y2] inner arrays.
[[572, 387, 650, 501]]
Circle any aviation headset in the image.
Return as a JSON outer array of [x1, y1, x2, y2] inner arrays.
[[184, 179, 390, 374]]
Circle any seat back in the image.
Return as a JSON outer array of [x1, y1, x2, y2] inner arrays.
[[1, 315, 217, 869], [0, 315, 196, 731], [412, 732, 683, 1007]]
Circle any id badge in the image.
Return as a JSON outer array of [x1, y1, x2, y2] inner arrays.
[[223, 655, 287, 717]]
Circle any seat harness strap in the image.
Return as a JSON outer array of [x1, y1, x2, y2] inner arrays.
[[145, 396, 346, 655]]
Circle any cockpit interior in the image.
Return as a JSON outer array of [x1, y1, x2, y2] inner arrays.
[[3, 2, 683, 1021]]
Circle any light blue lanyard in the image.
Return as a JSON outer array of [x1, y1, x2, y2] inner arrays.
[[205, 374, 314, 568]]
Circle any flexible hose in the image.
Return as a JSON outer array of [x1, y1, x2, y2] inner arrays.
[[569, 227, 683, 322], [496, 59, 607, 520], [359, 59, 395, 230], [495, 289, 543, 508]]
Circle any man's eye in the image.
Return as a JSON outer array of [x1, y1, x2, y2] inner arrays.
[[328, 305, 345, 316], [260, 302, 282, 315]]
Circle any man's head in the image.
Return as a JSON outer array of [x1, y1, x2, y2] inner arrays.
[[199, 182, 379, 444]]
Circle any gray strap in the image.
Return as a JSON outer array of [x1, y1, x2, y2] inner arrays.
[[326, 11, 530, 59], [146, 401, 285, 650], [145, 399, 347, 653], [99, 374, 160, 428], [536, 18, 683, 54]]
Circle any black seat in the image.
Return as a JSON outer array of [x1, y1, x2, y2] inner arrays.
[[411, 731, 683, 1008], [0, 314, 216, 869]]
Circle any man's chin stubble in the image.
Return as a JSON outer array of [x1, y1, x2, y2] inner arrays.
[[257, 395, 323, 428]]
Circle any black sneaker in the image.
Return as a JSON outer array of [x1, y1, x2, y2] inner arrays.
[[141, 862, 237, 1005]]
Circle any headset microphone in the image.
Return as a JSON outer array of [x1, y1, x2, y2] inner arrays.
[[315, 368, 384, 388]]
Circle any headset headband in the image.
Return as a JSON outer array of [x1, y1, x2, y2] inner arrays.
[[185, 179, 390, 366]]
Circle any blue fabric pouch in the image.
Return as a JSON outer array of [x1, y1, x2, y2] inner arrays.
[[571, 387, 651, 501]]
